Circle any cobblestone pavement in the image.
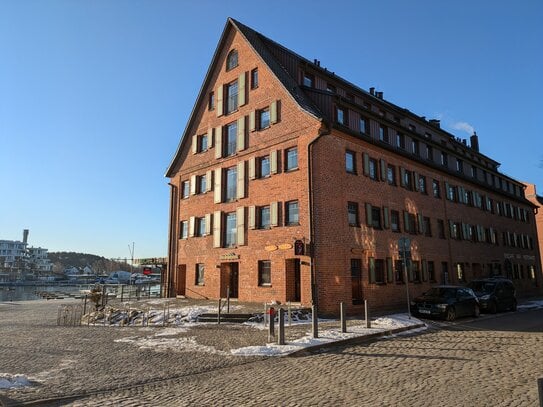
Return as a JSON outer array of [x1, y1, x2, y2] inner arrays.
[[1, 299, 542, 406]]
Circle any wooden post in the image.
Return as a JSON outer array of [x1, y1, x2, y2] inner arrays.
[[312, 305, 318, 339], [340, 302, 347, 333], [365, 299, 371, 329], [278, 308, 285, 345]]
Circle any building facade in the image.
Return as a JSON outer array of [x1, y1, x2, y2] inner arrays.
[[0, 230, 53, 279], [165, 19, 542, 314]]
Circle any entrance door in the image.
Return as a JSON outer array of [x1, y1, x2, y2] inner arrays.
[[229, 263, 239, 298], [176, 265, 186, 296], [286, 259, 301, 302]]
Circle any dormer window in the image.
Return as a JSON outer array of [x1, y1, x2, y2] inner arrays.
[[226, 49, 238, 71], [302, 72, 314, 87]]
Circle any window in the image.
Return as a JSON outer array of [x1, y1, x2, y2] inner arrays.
[[379, 125, 389, 143], [197, 134, 208, 153], [285, 147, 298, 171], [395, 260, 404, 283], [387, 165, 396, 185], [428, 261, 436, 282], [225, 81, 238, 114], [375, 259, 385, 284], [412, 139, 420, 156], [251, 68, 258, 89], [225, 167, 237, 202], [224, 212, 237, 247], [426, 144, 433, 161], [180, 221, 188, 239], [197, 175, 206, 194], [471, 165, 477, 178], [326, 83, 336, 93], [302, 72, 314, 87], [259, 108, 270, 129], [371, 206, 381, 229], [359, 117, 368, 134], [181, 181, 190, 199], [441, 152, 448, 167], [412, 261, 421, 282], [418, 175, 427, 194], [408, 124, 416, 132], [456, 159, 464, 173], [285, 200, 299, 225], [258, 260, 271, 286], [403, 169, 413, 190], [336, 106, 346, 125], [348, 202, 359, 226], [259, 206, 271, 229], [345, 151, 356, 174], [456, 263, 465, 283], [195, 264, 205, 285], [369, 158, 378, 180], [437, 219, 446, 239], [405, 212, 416, 234], [259, 155, 270, 178], [423, 217, 432, 237], [391, 210, 400, 232], [196, 217, 206, 237], [208, 92, 215, 111], [432, 180, 441, 198], [397, 133, 405, 149], [446, 184, 456, 201], [225, 122, 237, 156], [226, 49, 238, 71]]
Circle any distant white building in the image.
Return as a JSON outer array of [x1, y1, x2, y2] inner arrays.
[[28, 247, 53, 272], [0, 230, 52, 274]]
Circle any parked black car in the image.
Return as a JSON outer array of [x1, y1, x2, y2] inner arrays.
[[467, 278, 517, 313], [412, 285, 480, 321]]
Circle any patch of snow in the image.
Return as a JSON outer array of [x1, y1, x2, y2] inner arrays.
[[114, 335, 227, 355], [0, 374, 31, 389], [518, 300, 543, 310]]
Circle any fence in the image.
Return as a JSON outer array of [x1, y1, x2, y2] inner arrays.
[[57, 304, 84, 326]]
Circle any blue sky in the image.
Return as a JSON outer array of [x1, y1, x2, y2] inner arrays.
[[1, 1, 542, 259]]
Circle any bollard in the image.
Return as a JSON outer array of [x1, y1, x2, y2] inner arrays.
[[340, 302, 347, 333], [538, 377, 543, 407], [278, 308, 285, 345], [312, 305, 318, 339], [83, 295, 87, 316], [120, 285, 124, 302], [218, 298, 222, 325], [226, 286, 230, 314], [365, 299, 371, 329], [268, 307, 275, 342], [288, 302, 292, 327]]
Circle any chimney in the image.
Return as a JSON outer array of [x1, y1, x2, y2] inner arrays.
[[470, 132, 479, 152], [369, 87, 375, 95], [429, 119, 441, 128], [376, 91, 383, 99], [23, 229, 29, 244]]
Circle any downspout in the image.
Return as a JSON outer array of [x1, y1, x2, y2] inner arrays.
[[167, 182, 178, 298], [308, 123, 332, 308]]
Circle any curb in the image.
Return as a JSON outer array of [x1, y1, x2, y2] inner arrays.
[[288, 323, 427, 357]]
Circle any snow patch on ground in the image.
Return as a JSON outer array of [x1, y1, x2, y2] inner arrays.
[[232, 314, 426, 357], [518, 300, 543, 310], [114, 335, 228, 355], [0, 374, 31, 389]]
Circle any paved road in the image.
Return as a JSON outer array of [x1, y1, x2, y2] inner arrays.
[[1, 301, 542, 406], [70, 310, 543, 406]]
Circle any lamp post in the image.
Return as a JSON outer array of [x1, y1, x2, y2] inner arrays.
[[399, 237, 412, 319]]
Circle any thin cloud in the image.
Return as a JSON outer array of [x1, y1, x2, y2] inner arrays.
[[452, 121, 475, 135]]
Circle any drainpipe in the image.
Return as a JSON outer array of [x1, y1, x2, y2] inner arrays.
[[307, 123, 332, 308], [167, 182, 178, 298]]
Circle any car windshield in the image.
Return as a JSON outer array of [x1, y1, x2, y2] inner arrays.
[[423, 287, 457, 298], [468, 281, 496, 294]]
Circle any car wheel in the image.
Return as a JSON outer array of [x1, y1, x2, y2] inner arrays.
[[445, 307, 456, 322], [473, 304, 480, 318], [488, 300, 497, 314], [511, 299, 517, 312]]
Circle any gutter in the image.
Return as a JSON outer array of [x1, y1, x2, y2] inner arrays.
[[307, 123, 332, 308]]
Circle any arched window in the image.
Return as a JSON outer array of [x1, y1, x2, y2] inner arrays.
[[226, 49, 238, 71]]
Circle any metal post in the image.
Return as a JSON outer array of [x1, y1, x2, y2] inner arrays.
[[101, 285, 106, 307], [340, 302, 347, 333], [278, 308, 285, 345], [162, 303, 166, 326], [538, 377, 543, 407], [365, 300, 371, 329], [264, 303, 268, 327], [312, 305, 318, 339], [83, 295, 87, 315], [120, 285, 124, 302], [288, 301, 292, 327], [218, 298, 222, 325], [226, 286, 230, 314], [268, 308, 275, 342]]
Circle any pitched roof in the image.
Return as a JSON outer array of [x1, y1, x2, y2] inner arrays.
[[165, 18, 323, 178]]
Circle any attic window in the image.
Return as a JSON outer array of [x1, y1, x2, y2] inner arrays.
[[226, 50, 238, 71]]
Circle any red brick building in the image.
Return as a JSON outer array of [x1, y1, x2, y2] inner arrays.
[[165, 18, 542, 314], [524, 183, 543, 273]]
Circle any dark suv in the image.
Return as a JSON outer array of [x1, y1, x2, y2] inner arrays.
[[467, 278, 517, 314]]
